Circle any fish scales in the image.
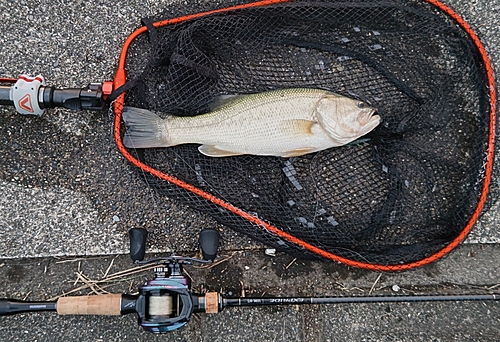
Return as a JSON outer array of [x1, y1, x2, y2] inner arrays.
[[122, 88, 380, 157], [167, 89, 329, 154]]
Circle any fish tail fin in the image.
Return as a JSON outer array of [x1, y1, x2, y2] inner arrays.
[[122, 107, 169, 148]]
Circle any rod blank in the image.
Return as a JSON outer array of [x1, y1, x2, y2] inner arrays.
[[223, 294, 498, 308], [0, 299, 56, 315]]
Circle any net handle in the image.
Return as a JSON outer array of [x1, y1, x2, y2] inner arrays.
[[111, 0, 497, 271]]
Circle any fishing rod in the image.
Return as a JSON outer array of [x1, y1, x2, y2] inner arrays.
[[0, 228, 498, 334]]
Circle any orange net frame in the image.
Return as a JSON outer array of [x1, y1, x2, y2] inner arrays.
[[111, 0, 496, 271]]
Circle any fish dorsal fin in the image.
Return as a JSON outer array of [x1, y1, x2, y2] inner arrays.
[[198, 145, 243, 157], [208, 94, 245, 111]]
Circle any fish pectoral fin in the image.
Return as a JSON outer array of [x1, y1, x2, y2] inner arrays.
[[281, 147, 317, 158], [198, 145, 243, 157], [286, 119, 317, 136]]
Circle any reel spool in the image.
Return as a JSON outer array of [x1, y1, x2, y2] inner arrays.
[[136, 275, 193, 333], [129, 228, 220, 333]]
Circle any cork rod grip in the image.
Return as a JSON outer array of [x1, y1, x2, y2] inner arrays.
[[56, 294, 122, 315], [205, 292, 219, 314]]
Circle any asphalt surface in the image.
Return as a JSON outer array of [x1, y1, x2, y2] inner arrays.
[[0, 245, 499, 341], [0, 0, 499, 341]]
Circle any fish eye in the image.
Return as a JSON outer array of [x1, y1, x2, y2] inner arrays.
[[357, 101, 365, 108]]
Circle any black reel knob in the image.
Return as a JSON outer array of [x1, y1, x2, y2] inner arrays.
[[129, 228, 148, 262], [199, 229, 220, 261]]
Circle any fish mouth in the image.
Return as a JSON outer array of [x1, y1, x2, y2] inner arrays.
[[359, 108, 379, 125], [368, 108, 378, 119]]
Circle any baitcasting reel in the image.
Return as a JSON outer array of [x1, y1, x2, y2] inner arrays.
[[127, 228, 222, 333], [0, 227, 224, 334], [0, 227, 498, 334]]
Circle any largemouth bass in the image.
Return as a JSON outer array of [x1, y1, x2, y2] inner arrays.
[[122, 88, 380, 157]]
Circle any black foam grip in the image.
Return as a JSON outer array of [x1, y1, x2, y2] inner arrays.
[[129, 228, 148, 262], [0, 86, 13, 106]]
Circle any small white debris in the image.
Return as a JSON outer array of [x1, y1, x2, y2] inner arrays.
[[327, 216, 339, 226], [354, 27, 361, 32], [244, 266, 250, 270], [195, 164, 206, 186], [369, 44, 383, 51], [392, 285, 400, 292], [287, 200, 296, 207], [112, 215, 120, 222], [404, 180, 410, 188], [382, 165, 389, 173], [317, 208, 327, 215], [389, 211, 397, 224], [372, 30, 380, 35], [291, 180, 303, 190], [265, 248, 276, 257], [341, 37, 350, 43], [338, 56, 352, 62], [283, 162, 304, 190]]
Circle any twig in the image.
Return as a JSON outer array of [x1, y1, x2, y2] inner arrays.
[[54, 256, 104, 264], [335, 282, 349, 291], [103, 255, 118, 278], [23, 291, 32, 301], [240, 280, 245, 297], [92, 283, 111, 295], [193, 253, 237, 269], [105, 264, 157, 279], [48, 264, 158, 301], [86, 284, 114, 296], [285, 258, 297, 270], [183, 268, 192, 281], [369, 273, 382, 295]]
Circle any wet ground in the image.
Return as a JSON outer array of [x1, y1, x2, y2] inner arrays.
[[0, 245, 499, 341]]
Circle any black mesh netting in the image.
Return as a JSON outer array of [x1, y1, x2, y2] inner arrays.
[[117, 0, 496, 267]]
